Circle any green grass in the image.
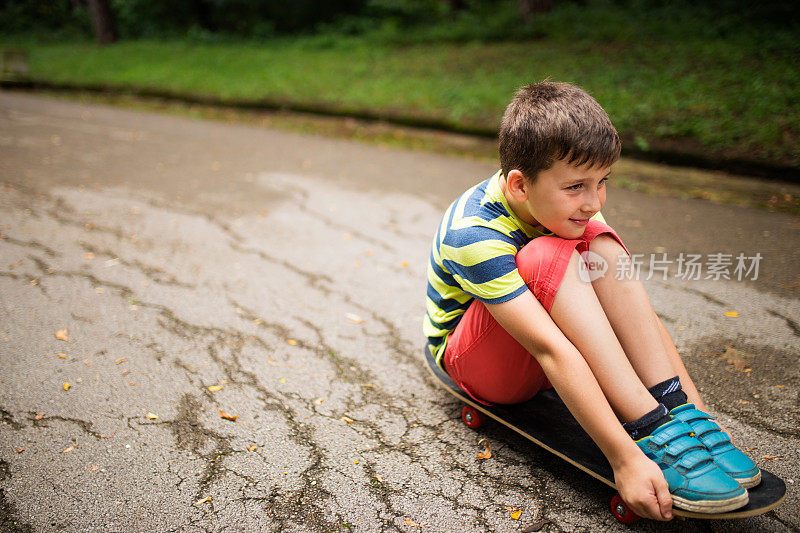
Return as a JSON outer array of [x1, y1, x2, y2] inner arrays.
[[4, 2, 798, 169]]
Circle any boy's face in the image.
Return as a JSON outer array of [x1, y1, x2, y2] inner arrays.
[[518, 159, 610, 239]]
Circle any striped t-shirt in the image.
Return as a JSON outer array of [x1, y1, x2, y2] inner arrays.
[[424, 171, 606, 368], [424, 171, 548, 367]]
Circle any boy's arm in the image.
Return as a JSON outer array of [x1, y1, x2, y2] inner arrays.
[[486, 290, 674, 521]]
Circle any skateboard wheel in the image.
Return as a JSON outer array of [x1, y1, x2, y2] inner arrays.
[[610, 494, 639, 524], [461, 405, 486, 429]]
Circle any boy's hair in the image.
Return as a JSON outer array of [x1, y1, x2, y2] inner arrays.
[[499, 81, 621, 181]]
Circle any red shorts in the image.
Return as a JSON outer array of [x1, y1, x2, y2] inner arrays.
[[442, 221, 629, 405]]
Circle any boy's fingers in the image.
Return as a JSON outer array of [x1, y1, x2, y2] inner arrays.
[[655, 479, 674, 520]]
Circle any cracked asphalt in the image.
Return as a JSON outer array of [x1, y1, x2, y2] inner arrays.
[[0, 91, 798, 532]]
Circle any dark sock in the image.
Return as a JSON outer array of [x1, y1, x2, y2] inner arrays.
[[648, 376, 688, 411], [622, 403, 671, 440]]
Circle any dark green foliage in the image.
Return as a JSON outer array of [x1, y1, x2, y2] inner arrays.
[[2, 0, 796, 42], [0, 0, 91, 38], [108, 0, 367, 38]]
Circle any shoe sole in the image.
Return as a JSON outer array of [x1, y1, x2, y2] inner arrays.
[[672, 491, 749, 513], [736, 470, 762, 489]]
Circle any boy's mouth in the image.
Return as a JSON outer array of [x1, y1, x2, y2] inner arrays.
[[569, 218, 590, 226]]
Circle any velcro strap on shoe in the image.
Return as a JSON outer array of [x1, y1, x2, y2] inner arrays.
[[691, 419, 724, 438], [674, 448, 715, 471], [700, 429, 731, 450], [673, 406, 714, 424], [650, 420, 694, 446], [664, 434, 708, 459]]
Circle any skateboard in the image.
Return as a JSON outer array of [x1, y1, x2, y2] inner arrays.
[[424, 345, 787, 523]]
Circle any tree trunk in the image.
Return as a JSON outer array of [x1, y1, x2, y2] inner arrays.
[[86, 0, 117, 44], [519, 0, 554, 22]]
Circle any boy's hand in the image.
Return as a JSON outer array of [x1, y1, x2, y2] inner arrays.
[[614, 455, 673, 521]]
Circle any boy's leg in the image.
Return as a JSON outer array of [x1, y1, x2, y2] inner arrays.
[[586, 234, 681, 389], [531, 247, 662, 423], [586, 231, 760, 488]]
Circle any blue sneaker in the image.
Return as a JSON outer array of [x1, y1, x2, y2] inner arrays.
[[670, 404, 761, 488], [636, 419, 748, 513]]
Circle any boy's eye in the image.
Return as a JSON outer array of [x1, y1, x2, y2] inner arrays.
[[566, 177, 608, 191]]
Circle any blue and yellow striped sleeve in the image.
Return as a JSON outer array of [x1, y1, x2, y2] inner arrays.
[[439, 226, 527, 304]]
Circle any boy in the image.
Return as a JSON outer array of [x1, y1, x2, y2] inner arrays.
[[424, 82, 759, 520]]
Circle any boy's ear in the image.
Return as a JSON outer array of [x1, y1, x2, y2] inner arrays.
[[506, 169, 529, 201]]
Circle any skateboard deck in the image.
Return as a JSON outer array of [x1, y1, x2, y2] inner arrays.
[[425, 345, 786, 521]]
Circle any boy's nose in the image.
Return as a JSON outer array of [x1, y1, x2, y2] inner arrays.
[[583, 191, 602, 212]]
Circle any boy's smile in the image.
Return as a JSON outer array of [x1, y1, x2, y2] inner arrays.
[[502, 159, 610, 239]]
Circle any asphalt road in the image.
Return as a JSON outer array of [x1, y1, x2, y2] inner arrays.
[[0, 91, 798, 532]]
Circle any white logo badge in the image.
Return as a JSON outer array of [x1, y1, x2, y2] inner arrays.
[[578, 250, 608, 282]]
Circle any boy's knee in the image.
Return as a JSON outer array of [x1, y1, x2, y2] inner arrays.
[[516, 235, 581, 284], [588, 233, 627, 260]]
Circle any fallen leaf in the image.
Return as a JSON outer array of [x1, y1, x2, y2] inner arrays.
[[403, 517, 418, 527], [90, 465, 99, 471], [314, 398, 325, 405], [57, 353, 67, 359], [400, 261, 409, 268], [724, 346, 752, 371], [477, 438, 492, 460], [286, 339, 298, 346], [208, 385, 223, 392], [115, 357, 128, 364], [247, 444, 257, 452], [341, 416, 354, 424], [194, 497, 211, 505], [279, 378, 286, 383], [510, 509, 522, 520], [725, 311, 739, 317], [55, 328, 70, 341], [219, 409, 238, 422], [740, 400, 750, 404], [63, 382, 71, 391], [34, 413, 45, 420], [346, 313, 365, 324], [762, 455, 783, 461], [145, 412, 159, 420], [62, 445, 76, 453], [16, 447, 24, 453]]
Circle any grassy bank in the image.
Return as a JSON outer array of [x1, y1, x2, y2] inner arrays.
[[3, 3, 798, 170]]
